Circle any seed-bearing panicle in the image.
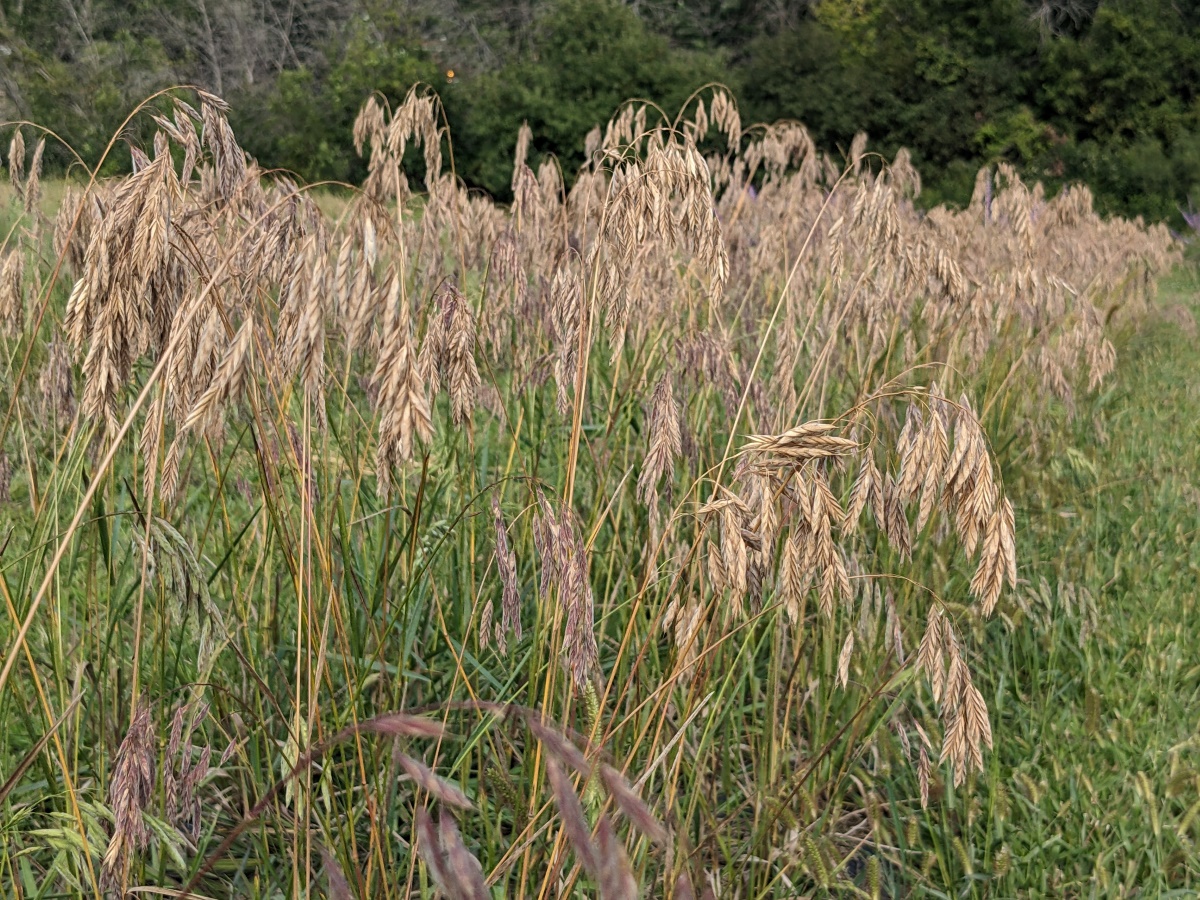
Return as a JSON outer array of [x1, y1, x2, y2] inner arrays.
[[945, 394, 997, 555], [39, 335, 75, 422], [532, 489, 560, 601], [745, 422, 859, 464], [546, 756, 600, 876], [332, 233, 354, 316], [533, 493, 600, 692], [844, 451, 882, 533], [490, 495, 522, 653], [373, 313, 433, 495], [918, 746, 931, 809], [438, 813, 490, 900], [917, 604, 946, 704], [197, 91, 247, 201], [940, 662, 992, 786], [561, 516, 600, 693], [103, 703, 156, 891], [319, 846, 354, 900], [596, 816, 639, 899], [414, 808, 489, 900], [525, 714, 592, 777], [345, 258, 379, 353], [970, 495, 1017, 616], [276, 234, 331, 421], [421, 283, 480, 426], [894, 404, 923, 502], [397, 753, 473, 809], [183, 316, 254, 436], [883, 475, 912, 561], [550, 260, 583, 414], [636, 373, 681, 505], [163, 701, 215, 841], [23, 137, 45, 215], [916, 386, 951, 531], [52, 187, 90, 276], [352, 96, 386, 159], [780, 529, 809, 624], [719, 504, 749, 608], [354, 86, 442, 208], [0, 249, 24, 336], [598, 764, 669, 844], [836, 630, 855, 689], [414, 807, 453, 893]]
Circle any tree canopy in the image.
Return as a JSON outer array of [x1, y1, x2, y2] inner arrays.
[[2, 0, 1198, 224]]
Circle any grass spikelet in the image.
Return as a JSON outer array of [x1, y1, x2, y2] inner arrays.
[[373, 311, 432, 494], [438, 813, 490, 900], [745, 421, 858, 463], [539, 501, 600, 693], [917, 604, 946, 703], [780, 529, 808, 624], [674, 871, 697, 900], [844, 451, 879, 531], [546, 757, 600, 876], [319, 845, 355, 900], [102, 703, 156, 891], [837, 630, 854, 689], [970, 507, 1008, 616], [0, 449, 11, 502], [596, 816, 639, 900], [415, 807, 454, 895], [24, 137, 45, 213], [599, 764, 669, 844], [526, 715, 591, 777], [490, 494, 522, 652], [182, 316, 254, 435], [358, 712, 448, 740], [637, 372, 682, 505], [0, 249, 24, 336], [918, 746, 931, 809], [397, 753, 474, 810], [7, 127, 24, 189], [719, 504, 749, 607], [422, 283, 481, 425]]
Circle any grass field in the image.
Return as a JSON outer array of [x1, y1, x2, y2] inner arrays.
[[0, 88, 1195, 899], [966, 268, 1200, 896]]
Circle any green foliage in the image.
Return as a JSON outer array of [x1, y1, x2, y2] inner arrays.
[[6, 0, 1200, 220], [974, 106, 1057, 164], [1037, 2, 1200, 144], [2, 29, 174, 174], [1057, 133, 1200, 223], [741, 0, 1044, 207], [738, 20, 878, 152], [453, 0, 726, 196], [231, 17, 443, 184]]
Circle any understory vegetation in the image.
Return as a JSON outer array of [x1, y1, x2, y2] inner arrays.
[[0, 85, 1194, 898]]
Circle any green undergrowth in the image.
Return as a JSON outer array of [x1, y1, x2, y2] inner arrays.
[[929, 267, 1200, 897]]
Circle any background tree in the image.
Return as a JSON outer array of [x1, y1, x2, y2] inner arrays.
[[1, 0, 1199, 223]]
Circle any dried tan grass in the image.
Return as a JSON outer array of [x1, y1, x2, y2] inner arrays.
[[2, 80, 1180, 898]]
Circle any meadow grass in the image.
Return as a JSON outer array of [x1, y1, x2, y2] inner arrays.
[[968, 267, 1200, 895], [0, 88, 1192, 899]]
